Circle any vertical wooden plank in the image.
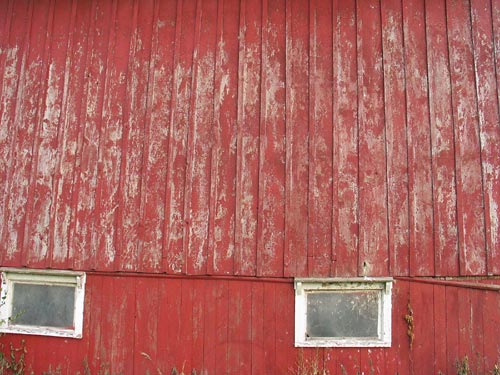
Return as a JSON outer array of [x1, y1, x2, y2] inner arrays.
[[0, 0, 12, 60], [234, 0, 261, 276], [0, 0, 13, 167], [433, 284, 448, 374], [291, 347, 324, 375], [0, 0, 15, 230], [22, 0, 56, 267], [26, 0, 73, 268], [470, 289, 485, 374], [190, 279, 206, 370], [482, 290, 500, 371], [156, 278, 182, 372], [35, 275, 93, 373], [61, 339, 87, 373], [0, 0, 31, 266], [274, 282, 294, 374], [381, 0, 410, 277], [409, 282, 435, 375], [257, 0, 286, 277], [29, 337, 62, 372], [177, 280, 194, 371], [21, 334, 64, 370], [445, 286, 460, 375], [183, 0, 217, 275], [357, 0, 389, 277], [324, 348, 335, 375], [426, 0, 460, 277], [108, 277, 136, 375], [332, 0, 359, 278], [87, 275, 105, 372], [494, 0, 500, 116], [207, 0, 239, 275], [65, 272, 93, 373], [214, 280, 229, 375], [457, 288, 472, 363], [360, 348, 385, 375], [391, 280, 411, 375], [0, 0, 14, 231], [470, 0, 500, 275], [71, 0, 113, 270], [202, 280, 217, 374], [447, 0, 487, 276], [50, 0, 88, 269], [1, 3, 45, 265], [284, 0, 309, 277], [251, 282, 265, 375], [336, 349, 360, 375], [227, 281, 252, 374], [402, 0, 435, 277], [307, 0, 333, 277], [263, 283, 277, 372], [5, 0, 48, 267], [0, 0, 14, 119], [456, 288, 487, 374], [133, 278, 159, 374], [91, 0, 130, 271], [137, 0, 177, 273], [163, 0, 197, 274], [384, 344, 399, 375], [116, 0, 154, 272]]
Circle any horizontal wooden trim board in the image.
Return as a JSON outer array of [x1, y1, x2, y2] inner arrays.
[[89, 271, 500, 291], [395, 276, 500, 291], [85, 270, 295, 284], [0, 0, 499, 279]]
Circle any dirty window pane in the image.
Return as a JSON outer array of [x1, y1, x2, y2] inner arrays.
[[12, 283, 75, 328], [306, 291, 379, 338]]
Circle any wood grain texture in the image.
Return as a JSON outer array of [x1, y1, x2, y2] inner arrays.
[[284, 0, 309, 278], [257, 0, 286, 277], [0, 0, 499, 278], [0, 0, 32, 266], [426, 0, 460, 277], [332, 0, 359, 278], [0, 275, 497, 375], [447, 0, 487, 276], [234, 0, 261, 276], [381, 0, 409, 277], [92, 0, 127, 271], [137, 0, 176, 272], [357, 0, 389, 277], [470, 0, 500, 276], [207, 0, 239, 275], [163, 0, 197, 274], [307, 0, 333, 277], [403, 0, 434, 276], [184, 0, 217, 275]]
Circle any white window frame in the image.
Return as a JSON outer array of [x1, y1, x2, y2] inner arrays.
[[0, 268, 86, 339], [294, 277, 392, 348]]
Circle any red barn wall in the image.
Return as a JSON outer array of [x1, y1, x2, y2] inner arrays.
[[2, 275, 500, 375], [1, 0, 499, 278], [1, 0, 500, 373]]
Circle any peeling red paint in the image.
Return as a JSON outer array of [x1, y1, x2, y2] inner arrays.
[[0, 0, 497, 276], [1, 0, 499, 372]]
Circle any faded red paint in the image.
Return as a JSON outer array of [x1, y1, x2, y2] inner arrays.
[[0, 274, 498, 375], [1, 0, 500, 373], [3, 0, 498, 278]]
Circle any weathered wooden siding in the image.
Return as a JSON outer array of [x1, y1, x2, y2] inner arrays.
[[0, 275, 498, 375], [1, 0, 499, 277]]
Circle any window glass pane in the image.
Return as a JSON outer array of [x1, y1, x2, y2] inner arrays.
[[306, 290, 379, 338], [12, 283, 75, 328]]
